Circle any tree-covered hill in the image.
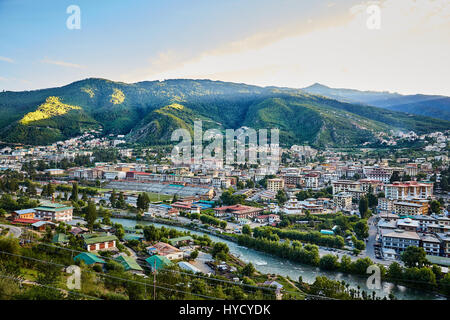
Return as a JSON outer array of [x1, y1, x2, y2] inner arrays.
[[0, 78, 449, 147]]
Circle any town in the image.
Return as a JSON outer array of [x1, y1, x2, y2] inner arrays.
[[0, 128, 450, 300]]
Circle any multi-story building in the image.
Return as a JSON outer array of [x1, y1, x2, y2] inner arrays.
[[436, 232, 450, 257], [267, 178, 284, 192], [384, 181, 433, 200], [34, 203, 73, 222], [420, 234, 440, 256], [304, 173, 319, 190], [333, 192, 352, 210], [382, 229, 420, 254], [393, 201, 427, 216]]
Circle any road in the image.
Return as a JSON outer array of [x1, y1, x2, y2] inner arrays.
[[0, 224, 22, 238]]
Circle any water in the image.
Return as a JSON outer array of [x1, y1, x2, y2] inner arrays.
[[111, 218, 445, 300]]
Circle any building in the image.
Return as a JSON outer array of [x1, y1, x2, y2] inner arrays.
[[304, 173, 319, 190], [214, 204, 263, 219], [145, 255, 172, 272], [384, 181, 433, 200], [178, 261, 202, 274], [382, 229, 420, 254], [84, 234, 118, 252], [420, 234, 440, 256], [146, 242, 183, 260], [333, 192, 352, 210], [267, 178, 284, 192], [396, 218, 419, 232], [115, 255, 144, 273], [393, 201, 427, 216], [74, 252, 105, 266], [254, 214, 281, 224], [436, 233, 450, 257], [378, 198, 393, 213], [34, 203, 73, 222], [11, 208, 36, 220]]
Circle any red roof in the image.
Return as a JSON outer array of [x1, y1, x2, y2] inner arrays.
[[11, 218, 41, 225]]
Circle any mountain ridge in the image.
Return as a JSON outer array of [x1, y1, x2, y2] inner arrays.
[[0, 78, 449, 148]]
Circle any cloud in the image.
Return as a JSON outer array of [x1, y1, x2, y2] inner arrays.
[[142, 0, 450, 96], [0, 76, 7, 81], [0, 56, 14, 63], [40, 59, 84, 69]]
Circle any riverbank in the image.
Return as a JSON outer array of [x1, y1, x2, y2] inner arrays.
[[110, 217, 446, 300]]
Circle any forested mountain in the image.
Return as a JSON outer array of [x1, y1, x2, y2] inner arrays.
[[302, 83, 450, 121], [0, 78, 449, 147]]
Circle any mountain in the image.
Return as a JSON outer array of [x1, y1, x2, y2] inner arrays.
[[302, 83, 450, 121], [0, 78, 449, 148]]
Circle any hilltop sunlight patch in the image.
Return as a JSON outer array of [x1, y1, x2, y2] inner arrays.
[[19, 96, 81, 125], [82, 87, 95, 98], [110, 88, 125, 104]]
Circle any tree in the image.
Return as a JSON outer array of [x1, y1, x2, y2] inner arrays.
[[110, 189, 117, 207], [190, 250, 199, 260], [390, 171, 400, 183], [354, 220, 369, 240], [85, 200, 98, 231], [276, 189, 288, 206], [242, 263, 256, 276], [242, 224, 252, 236], [137, 192, 150, 211], [70, 182, 79, 201], [401, 246, 427, 268], [430, 200, 441, 214], [358, 197, 369, 218], [319, 254, 339, 271]]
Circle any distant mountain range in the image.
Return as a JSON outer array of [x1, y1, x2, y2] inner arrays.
[[302, 83, 450, 121], [0, 78, 449, 148]]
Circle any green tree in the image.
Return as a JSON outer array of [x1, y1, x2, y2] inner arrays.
[[70, 182, 79, 201], [242, 262, 256, 276], [242, 224, 252, 236], [401, 246, 427, 268], [358, 197, 369, 218], [85, 200, 98, 231]]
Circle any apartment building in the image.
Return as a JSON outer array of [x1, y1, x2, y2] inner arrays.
[[382, 229, 421, 254], [333, 192, 352, 210], [384, 181, 433, 200], [267, 178, 284, 192]]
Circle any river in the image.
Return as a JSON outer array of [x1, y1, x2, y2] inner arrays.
[[111, 218, 445, 300]]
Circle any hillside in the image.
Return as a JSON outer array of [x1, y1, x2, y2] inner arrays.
[[302, 83, 450, 121], [0, 78, 449, 148]]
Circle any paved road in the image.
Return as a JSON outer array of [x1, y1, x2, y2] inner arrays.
[[0, 224, 22, 238]]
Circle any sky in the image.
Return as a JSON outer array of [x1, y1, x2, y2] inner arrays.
[[0, 0, 449, 95]]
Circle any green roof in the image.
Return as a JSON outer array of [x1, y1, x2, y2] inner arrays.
[[115, 255, 144, 272], [168, 236, 193, 245], [123, 234, 144, 241], [145, 255, 172, 271], [52, 233, 69, 244], [81, 232, 108, 239], [84, 235, 118, 245], [426, 255, 450, 267], [74, 252, 105, 265], [34, 203, 73, 212]]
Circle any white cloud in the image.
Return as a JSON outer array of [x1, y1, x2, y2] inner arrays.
[[143, 0, 450, 95], [0, 56, 14, 63], [40, 59, 84, 69]]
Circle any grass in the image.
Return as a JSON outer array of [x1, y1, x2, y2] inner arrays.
[[146, 192, 172, 202]]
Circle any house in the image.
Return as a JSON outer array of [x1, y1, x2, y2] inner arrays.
[[214, 204, 263, 219], [146, 242, 183, 260], [52, 233, 69, 245], [115, 255, 144, 273], [168, 236, 194, 247], [83, 234, 118, 252], [333, 192, 352, 210], [11, 209, 36, 220], [34, 203, 73, 222], [74, 252, 105, 266], [31, 220, 55, 231], [254, 214, 280, 224], [178, 261, 202, 274], [145, 255, 172, 272]]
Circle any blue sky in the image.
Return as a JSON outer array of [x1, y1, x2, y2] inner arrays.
[[1, 0, 449, 95]]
